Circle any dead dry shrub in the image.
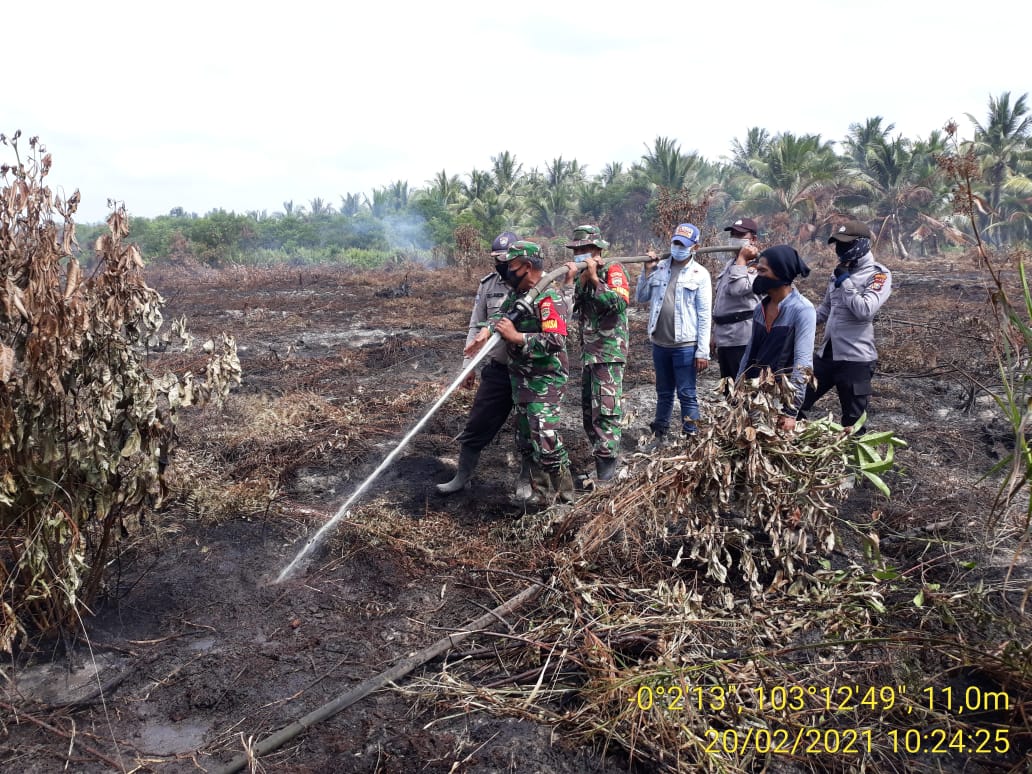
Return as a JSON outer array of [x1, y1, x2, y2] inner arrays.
[[412, 376, 1030, 772], [652, 187, 714, 244], [0, 133, 240, 651]]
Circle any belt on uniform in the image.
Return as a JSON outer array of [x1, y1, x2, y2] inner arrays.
[[713, 309, 755, 325]]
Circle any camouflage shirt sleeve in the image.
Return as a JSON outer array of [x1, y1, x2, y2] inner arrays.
[[578, 263, 630, 316]]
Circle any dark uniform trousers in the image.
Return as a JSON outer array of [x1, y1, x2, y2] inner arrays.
[[456, 359, 513, 451], [716, 345, 747, 381], [798, 352, 876, 430]]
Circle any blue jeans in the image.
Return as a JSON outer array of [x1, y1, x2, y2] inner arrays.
[[651, 343, 699, 434]]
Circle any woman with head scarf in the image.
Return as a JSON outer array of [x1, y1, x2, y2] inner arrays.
[[737, 245, 817, 431]]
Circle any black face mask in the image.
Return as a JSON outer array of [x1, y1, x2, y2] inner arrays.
[[496, 261, 517, 288], [752, 276, 785, 296]]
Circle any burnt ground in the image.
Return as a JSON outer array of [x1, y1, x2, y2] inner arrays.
[[1, 258, 1029, 773]]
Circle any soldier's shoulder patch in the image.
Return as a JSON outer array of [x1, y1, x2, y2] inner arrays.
[[870, 272, 889, 292], [606, 264, 630, 299], [537, 295, 567, 336]]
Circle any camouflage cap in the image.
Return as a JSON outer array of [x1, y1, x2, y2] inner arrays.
[[566, 224, 610, 251], [506, 240, 543, 268]]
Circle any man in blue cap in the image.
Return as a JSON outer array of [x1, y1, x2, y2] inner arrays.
[[437, 231, 526, 494], [635, 222, 712, 443]]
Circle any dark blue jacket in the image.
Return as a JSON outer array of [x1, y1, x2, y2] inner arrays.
[[737, 288, 817, 411]]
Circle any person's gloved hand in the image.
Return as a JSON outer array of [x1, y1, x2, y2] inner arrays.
[[833, 264, 851, 286]]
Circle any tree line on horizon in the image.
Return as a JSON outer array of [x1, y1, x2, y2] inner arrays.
[[79, 91, 1032, 267]]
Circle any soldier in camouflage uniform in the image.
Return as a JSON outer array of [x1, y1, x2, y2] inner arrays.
[[562, 225, 629, 482], [466, 241, 574, 505]]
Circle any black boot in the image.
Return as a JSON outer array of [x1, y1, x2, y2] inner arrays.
[[436, 446, 480, 494], [526, 464, 552, 507], [595, 456, 618, 482]]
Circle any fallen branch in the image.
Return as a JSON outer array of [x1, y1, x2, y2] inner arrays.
[[213, 582, 544, 774]]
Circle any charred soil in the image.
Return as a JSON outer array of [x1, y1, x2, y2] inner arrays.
[[2, 260, 1030, 773]]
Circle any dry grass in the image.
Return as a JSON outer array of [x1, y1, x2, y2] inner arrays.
[[408, 379, 1032, 773]]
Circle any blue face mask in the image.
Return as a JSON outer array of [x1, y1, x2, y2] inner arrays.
[[670, 244, 691, 261]]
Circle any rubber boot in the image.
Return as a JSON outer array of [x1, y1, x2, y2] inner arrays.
[[550, 467, 576, 504], [435, 446, 480, 494], [526, 464, 553, 507], [514, 454, 533, 501], [595, 455, 618, 482]]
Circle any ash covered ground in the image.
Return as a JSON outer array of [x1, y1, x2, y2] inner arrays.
[[2, 260, 1028, 773]]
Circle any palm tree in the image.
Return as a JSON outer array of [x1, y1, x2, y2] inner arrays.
[[491, 151, 523, 195], [308, 197, 334, 218], [461, 169, 494, 205], [339, 193, 362, 217], [842, 117, 896, 168], [281, 200, 304, 218], [729, 127, 772, 176], [845, 132, 944, 259], [740, 132, 841, 243], [641, 136, 693, 191], [965, 92, 1032, 245], [424, 170, 462, 207], [526, 157, 585, 237]]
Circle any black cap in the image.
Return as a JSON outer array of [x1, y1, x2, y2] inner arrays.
[[828, 220, 873, 244], [491, 231, 519, 256], [723, 217, 758, 235]]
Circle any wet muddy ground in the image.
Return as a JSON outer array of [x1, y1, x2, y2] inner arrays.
[[1, 259, 1026, 772]]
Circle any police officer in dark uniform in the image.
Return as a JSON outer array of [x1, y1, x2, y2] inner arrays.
[[437, 231, 523, 494], [797, 221, 892, 431]]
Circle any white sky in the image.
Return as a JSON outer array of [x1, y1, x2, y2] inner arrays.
[[7, 0, 1028, 223]]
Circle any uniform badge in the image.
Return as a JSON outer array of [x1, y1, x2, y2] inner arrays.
[[871, 272, 888, 292], [537, 296, 567, 335]]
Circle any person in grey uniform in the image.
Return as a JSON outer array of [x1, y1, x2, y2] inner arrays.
[[797, 220, 892, 432], [711, 216, 761, 380], [437, 231, 523, 494]]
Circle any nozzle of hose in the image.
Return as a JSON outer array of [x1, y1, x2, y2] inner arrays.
[[506, 299, 534, 324]]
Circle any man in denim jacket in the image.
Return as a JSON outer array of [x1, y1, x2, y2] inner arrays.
[[635, 222, 712, 441]]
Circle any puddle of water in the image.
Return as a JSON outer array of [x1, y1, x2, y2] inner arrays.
[[136, 720, 210, 755], [188, 636, 217, 652]]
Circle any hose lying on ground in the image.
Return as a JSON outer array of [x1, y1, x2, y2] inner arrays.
[[213, 582, 545, 774]]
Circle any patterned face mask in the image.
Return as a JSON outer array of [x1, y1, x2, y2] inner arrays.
[[835, 237, 870, 264]]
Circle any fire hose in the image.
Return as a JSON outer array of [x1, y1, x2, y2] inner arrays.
[[502, 245, 739, 325], [275, 246, 740, 583]]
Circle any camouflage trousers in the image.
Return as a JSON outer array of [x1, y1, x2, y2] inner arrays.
[[581, 363, 624, 459], [513, 399, 569, 473]]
